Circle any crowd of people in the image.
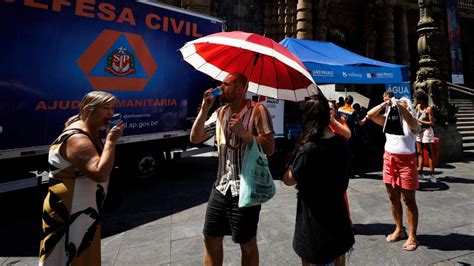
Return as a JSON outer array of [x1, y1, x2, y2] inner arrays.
[[39, 72, 437, 265]]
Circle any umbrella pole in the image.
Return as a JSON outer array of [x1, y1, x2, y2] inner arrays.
[[244, 53, 263, 95]]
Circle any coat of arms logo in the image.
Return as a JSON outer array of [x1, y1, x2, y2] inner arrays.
[[105, 46, 136, 76]]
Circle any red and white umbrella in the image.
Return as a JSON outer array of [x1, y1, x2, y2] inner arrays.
[[179, 31, 318, 102]]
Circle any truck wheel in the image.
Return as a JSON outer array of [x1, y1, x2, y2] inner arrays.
[[133, 152, 163, 179]]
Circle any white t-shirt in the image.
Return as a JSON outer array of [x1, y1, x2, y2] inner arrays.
[[384, 120, 417, 154]]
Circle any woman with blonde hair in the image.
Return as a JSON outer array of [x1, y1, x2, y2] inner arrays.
[[39, 91, 124, 265]]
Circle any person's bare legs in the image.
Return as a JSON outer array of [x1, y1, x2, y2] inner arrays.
[[401, 188, 418, 246], [426, 143, 435, 175], [204, 235, 224, 266], [416, 142, 424, 174], [240, 236, 259, 266], [385, 184, 405, 240]]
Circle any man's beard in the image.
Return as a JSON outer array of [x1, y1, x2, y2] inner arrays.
[[220, 95, 231, 104]]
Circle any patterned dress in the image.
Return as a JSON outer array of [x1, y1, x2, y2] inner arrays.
[[39, 128, 108, 265]]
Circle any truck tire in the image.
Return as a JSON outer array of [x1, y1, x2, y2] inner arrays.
[[135, 152, 164, 179], [119, 151, 164, 180]]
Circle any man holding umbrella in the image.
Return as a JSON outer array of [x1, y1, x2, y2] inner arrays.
[[190, 72, 275, 266]]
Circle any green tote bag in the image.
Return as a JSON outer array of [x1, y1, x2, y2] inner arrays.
[[238, 137, 276, 208]]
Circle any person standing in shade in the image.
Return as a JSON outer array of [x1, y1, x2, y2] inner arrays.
[[414, 90, 436, 183], [190, 72, 275, 266], [283, 94, 354, 266], [366, 96, 420, 251], [39, 91, 124, 265]]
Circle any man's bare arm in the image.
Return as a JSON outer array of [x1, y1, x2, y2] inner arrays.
[[190, 89, 215, 144]]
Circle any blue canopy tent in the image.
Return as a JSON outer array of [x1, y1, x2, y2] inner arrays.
[[279, 38, 408, 84]]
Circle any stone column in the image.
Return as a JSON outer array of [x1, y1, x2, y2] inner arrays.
[[381, 0, 396, 63], [284, 0, 297, 38], [398, 6, 411, 77], [296, 0, 312, 39], [413, 0, 463, 162], [270, 2, 280, 40], [264, 0, 274, 38], [314, 0, 330, 41], [362, 3, 377, 58], [181, 0, 211, 15], [277, 0, 286, 41]]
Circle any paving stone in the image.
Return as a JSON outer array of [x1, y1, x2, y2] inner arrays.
[[257, 207, 295, 245], [417, 205, 474, 234], [348, 242, 445, 265], [114, 243, 171, 265], [258, 240, 300, 265], [2, 257, 38, 266], [348, 192, 394, 225], [2, 160, 473, 265], [418, 223, 474, 262], [170, 236, 202, 263], [444, 252, 474, 265], [170, 203, 207, 223], [169, 256, 203, 266], [171, 219, 205, 241], [101, 232, 125, 265]]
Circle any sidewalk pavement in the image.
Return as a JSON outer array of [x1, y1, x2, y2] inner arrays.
[[99, 155, 473, 266], [1, 154, 472, 265]]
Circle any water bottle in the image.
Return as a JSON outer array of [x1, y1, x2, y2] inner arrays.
[[109, 113, 122, 127], [210, 87, 222, 97]]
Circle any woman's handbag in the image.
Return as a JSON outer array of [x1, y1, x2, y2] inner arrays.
[[238, 137, 276, 208]]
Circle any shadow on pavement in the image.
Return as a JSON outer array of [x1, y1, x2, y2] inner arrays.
[[417, 180, 450, 191], [0, 156, 218, 257], [418, 233, 474, 251], [102, 156, 217, 237], [443, 176, 474, 184], [353, 223, 394, 237], [437, 163, 456, 169], [0, 186, 46, 257]]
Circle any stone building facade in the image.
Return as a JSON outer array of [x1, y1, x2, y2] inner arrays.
[[157, 0, 474, 89]]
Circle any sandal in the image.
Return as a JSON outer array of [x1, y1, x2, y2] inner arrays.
[[386, 229, 407, 243], [403, 240, 419, 251]]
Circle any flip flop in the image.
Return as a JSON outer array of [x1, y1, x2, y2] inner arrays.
[[403, 240, 419, 251], [386, 229, 407, 243]]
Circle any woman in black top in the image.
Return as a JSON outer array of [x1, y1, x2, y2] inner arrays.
[[283, 94, 354, 266]]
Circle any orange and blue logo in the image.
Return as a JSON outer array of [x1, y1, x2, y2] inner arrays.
[[77, 29, 157, 91]]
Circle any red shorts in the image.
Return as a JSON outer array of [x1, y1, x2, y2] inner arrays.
[[383, 151, 419, 190]]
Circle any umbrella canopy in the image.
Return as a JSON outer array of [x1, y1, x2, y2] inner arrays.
[[179, 31, 318, 102]]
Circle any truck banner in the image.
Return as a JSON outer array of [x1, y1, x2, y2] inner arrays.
[[0, 1, 224, 151]]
